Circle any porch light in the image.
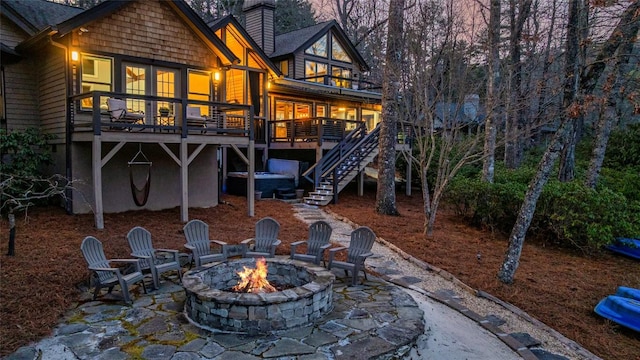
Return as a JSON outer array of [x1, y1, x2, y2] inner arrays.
[[214, 70, 221, 83], [71, 51, 79, 62]]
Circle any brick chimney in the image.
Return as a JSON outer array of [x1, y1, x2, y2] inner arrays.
[[242, 0, 276, 55]]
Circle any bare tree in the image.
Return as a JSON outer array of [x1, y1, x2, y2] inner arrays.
[[481, 0, 502, 183], [1, 175, 74, 256], [498, 0, 640, 283], [585, 5, 640, 189], [375, 0, 405, 216], [504, 0, 533, 169], [400, 0, 486, 236]]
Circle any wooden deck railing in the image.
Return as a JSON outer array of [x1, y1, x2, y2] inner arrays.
[[269, 117, 362, 146], [68, 91, 256, 140]]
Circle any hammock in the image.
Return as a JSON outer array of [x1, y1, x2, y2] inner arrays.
[[128, 144, 151, 207]]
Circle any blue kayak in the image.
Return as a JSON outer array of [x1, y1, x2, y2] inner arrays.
[[594, 286, 640, 332], [606, 238, 640, 260]]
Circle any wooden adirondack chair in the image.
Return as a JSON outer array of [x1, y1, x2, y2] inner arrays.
[[183, 219, 228, 267], [81, 236, 147, 304], [126, 226, 182, 289], [241, 217, 281, 258], [327, 226, 376, 285], [290, 220, 333, 265]]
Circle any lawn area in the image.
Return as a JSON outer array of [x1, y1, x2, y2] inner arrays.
[[0, 190, 638, 359]]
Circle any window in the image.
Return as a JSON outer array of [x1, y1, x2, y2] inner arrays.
[[315, 104, 327, 118], [362, 109, 381, 130], [331, 66, 352, 88], [279, 60, 289, 77], [331, 35, 351, 63], [188, 70, 211, 116], [305, 61, 327, 83], [80, 54, 112, 110], [156, 69, 176, 114], [124, 65, 146, 113], [305, 35, 327, 57]]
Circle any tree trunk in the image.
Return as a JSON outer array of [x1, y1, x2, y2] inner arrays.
[[585, 17, 639, 188], [498, 118, 574, 283], [498, 0, 640, 283], [376, 0, 404, 216], [481, 0, 501, 183], [498, 0, 582, 284], [504, 0, 533, 169], [558, 0, 589, 182], [7, 213, 16, 256]]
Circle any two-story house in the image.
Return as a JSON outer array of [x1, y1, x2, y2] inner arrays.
[[1, 0, 387, 229]]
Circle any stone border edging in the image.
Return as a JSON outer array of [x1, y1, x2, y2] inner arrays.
[[325, 208, 602, 360]]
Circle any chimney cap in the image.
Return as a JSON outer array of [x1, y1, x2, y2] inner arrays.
[[243, 0, 276, 11]]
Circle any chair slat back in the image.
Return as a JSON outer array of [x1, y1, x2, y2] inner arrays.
[[254, 217, 280, 252], [307, 220, 332, 255], [347, 226, 376, 264], [81, 236, 114, 283], [107, 98, 126, 119], [183, 220, 211, 256], [127, 226, 154, 269]]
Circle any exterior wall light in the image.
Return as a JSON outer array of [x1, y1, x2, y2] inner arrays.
[[71, 51, 79, 62]]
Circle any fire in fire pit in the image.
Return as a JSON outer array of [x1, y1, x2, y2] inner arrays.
[[232, 257, 276, 293], [183, 258, 335, 334]]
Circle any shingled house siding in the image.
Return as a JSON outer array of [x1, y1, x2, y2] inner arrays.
[[1, 17, 39, 131], [75, 1, 216, 68], [38, 47, 67, 143]]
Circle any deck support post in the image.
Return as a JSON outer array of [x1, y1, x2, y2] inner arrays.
[[180, 139, 189, 222], [248, 140, 255, 217], [92, 135, 104, 229]]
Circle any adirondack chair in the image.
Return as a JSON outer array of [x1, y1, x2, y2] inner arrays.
[[241, 217, 281, 258], [290, 220, 333, 265], [327, 226, 376, 285], [127, 226, 182, 289], [107, 98, 144, 128], [183, 219, 228, 267], [80, 236, 147, 304]]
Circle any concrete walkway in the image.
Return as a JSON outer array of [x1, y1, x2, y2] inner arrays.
[[5, 204, 591, 360]]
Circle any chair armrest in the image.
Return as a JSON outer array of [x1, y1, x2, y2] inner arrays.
[[156, 248, 178, 253], [319, 244, 332, 250], [109, 258, 142, 273], [89, 266, 119, 272], [291, 240, 306, 246], [184, 244, 196, 251], [328, 246, 347, 264], [211, 240, 227, 246], [241, 238, 254, 245], [273, 239, 282, 246], [131, 253, 152, 259], [356, 252, 374, 261]]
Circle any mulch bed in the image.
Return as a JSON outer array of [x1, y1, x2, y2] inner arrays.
[[0, 190, 638, 359], [327, 189, 640, 360]]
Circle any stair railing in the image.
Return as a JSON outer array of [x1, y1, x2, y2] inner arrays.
[[302, 122, 368, 186]]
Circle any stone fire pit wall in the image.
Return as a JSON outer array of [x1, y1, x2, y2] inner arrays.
[[183, 258, 335, 334]]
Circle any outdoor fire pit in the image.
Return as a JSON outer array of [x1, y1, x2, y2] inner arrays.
[[182, 258, 335, 334]]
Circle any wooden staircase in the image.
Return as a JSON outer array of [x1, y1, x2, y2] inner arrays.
[[302, 123, 380, 206]]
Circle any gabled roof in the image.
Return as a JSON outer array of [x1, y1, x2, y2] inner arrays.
[[13, 0, 239, 65], [271, 20, 369, 71], [1, 0, 83, 36], [207, 15, 282, 78]]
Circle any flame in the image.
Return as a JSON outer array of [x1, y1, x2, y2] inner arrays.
[[232, 258, 276, 293]]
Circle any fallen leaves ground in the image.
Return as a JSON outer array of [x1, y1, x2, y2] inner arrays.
[[0, 188, 638, 359]]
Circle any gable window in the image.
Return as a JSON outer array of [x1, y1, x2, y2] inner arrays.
[[305, 61, 327, 83], [331, 36, 352, 63], [331, 66, 352, 89], [279, 60, 289, 77], [80, 54, 112, 110], [305, 34, 327, 57]]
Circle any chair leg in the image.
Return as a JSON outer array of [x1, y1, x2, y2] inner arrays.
[[93, 284, 102, 300]]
